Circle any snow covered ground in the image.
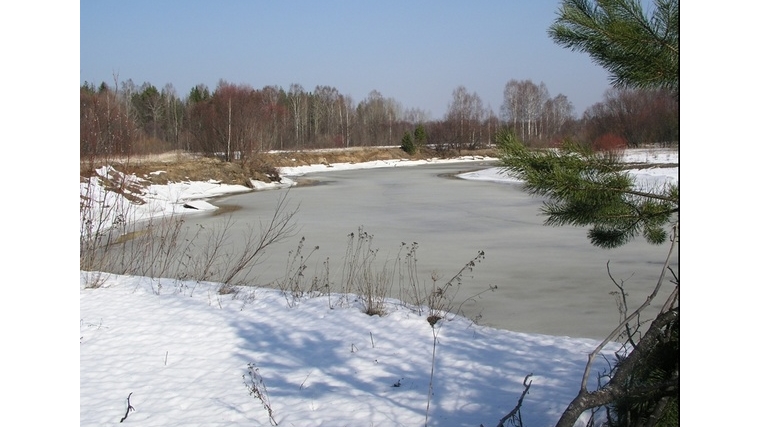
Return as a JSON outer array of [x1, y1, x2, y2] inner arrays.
[[79, 149, 678, 426]]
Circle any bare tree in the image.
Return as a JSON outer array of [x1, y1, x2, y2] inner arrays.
[[338, 93, 354, 148], [540, 93, 574, 144], [446, 86, 485, 153], [403, 107, 430, 125], [356, 90, 390, 146], [162, 83, 184, 150], [80, 79, 137, 161], [259, 85, 287, 151], [501, 79, 549, 145], [287, 84, 308, 149], [582, 87, 679, 147]]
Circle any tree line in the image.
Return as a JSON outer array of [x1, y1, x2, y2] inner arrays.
[[80, 76, 678, 160]]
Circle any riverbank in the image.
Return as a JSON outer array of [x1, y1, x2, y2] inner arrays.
[[79, 146, 677, 248], [80, 146, 501, 187]]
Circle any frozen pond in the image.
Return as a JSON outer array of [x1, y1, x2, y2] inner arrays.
[[190, 161, 678, 340]]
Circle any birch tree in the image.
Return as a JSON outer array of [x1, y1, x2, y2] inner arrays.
[[287, 84, 308, 149], [446, 86, 485, 153], [501, 80, 549, 143]]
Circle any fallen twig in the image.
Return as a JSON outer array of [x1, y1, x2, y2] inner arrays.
[[120, 392, 135, 423]]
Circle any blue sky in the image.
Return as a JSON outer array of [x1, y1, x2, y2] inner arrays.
[[80, 0, 616, 119]]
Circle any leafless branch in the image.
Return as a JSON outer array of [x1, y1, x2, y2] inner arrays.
[[555, 223, 679, 427], [579, 223, 678, 392], [494, 374, 533, 427]]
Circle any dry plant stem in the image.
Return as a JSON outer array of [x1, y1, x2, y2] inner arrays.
[[428, 251, 485, 322], [80, 169, 143, 280], [579, 224, 678, 392], [194, 217, 233, 281], [340, 228, 390, 315], [424, 324, 440, 427], [395, 242, 425, 315], [113, 213, 198, 294], [80, 171, 135, 284], [278, 237, 320, 306], [244, 363, 278, 426], [82, 170, 298, 294], [454, 284, 498, 319], [493, 374, 533, 427], [221, 193, 299, 284], [155, 219, 187, 279]]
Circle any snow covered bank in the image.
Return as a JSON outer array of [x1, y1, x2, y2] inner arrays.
[[80, 273, 618, 427]]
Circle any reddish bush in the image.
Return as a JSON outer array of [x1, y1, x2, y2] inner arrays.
[[592, 133, 627, 152]]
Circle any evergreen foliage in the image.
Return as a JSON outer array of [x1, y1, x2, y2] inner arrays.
[[80, 81, 97, 95], [188, 84, 210, 103], [413, 124, 427, 147], [498, 131, 678, 248], [548, 0, 679, 93], [401, 131, 416, 155]]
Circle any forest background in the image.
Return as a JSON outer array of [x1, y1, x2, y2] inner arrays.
[[81, 77, 678, 164]]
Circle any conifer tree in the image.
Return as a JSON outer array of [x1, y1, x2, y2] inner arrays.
[[401, 131, 416, 155], [413, 124, 427, 147]]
